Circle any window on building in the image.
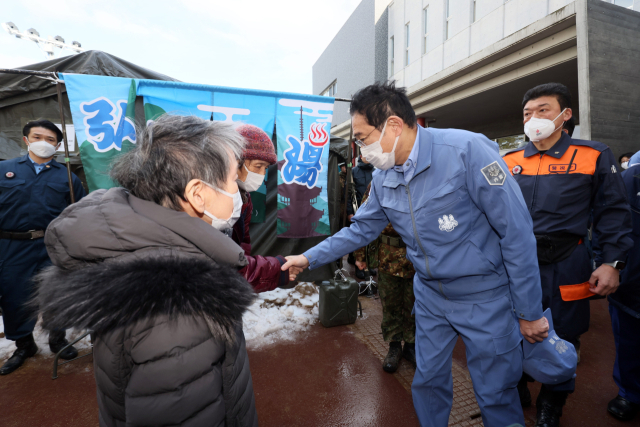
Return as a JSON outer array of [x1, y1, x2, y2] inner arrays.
[[423, 6, 429, 54], [445, 0, 452, 40], [472, 0, 477, 22], [321, 80, 337, 97], [405, 23, 410, 66], [613, 0, 634, 8], [389, 36, 395, 76]]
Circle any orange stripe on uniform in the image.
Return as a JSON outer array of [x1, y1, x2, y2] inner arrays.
[[559, 282, 596, 301], [503, 145, 601, 176]]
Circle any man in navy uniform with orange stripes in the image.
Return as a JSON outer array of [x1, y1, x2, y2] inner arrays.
[[504, 83, 633, 427]]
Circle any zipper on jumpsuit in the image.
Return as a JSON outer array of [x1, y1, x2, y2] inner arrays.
[[405, 184, 448, 299], [530, 154, 544, 212]]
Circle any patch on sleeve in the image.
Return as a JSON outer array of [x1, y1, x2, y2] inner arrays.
[[481, 161, 507, 186]]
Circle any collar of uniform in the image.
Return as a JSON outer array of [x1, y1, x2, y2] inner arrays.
[[383, 125, 431, 187], [394, 128, 420, 176], [413, 125, 432, 176], [47, 158, 62, 168], [523, 132, 571, 159], [20, 154, 61, 168]]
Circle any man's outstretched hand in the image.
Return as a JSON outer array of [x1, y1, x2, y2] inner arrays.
[[281, 255, 310, 282], [519, 316, 549, 344]]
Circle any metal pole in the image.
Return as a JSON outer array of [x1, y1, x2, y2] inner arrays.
[[334, 97, 352, 103], [342, 125, 353, 229], [0, 68, 58, 78], [55, 81, 76, 203]]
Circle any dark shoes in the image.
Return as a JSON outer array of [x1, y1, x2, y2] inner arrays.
[[0, 334, 38, 375], [608, 395, 640, 421], [518, 377, 532, 408], [49, 330, 78, 360], [535, 388, 567, 427], [403, 343, 416, 368], [383, 342, 403, 373]]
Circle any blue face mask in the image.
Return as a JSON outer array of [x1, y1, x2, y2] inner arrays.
[[201, 181, 243, 231]]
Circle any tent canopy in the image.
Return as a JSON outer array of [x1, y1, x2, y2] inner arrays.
[[0, 50, 177, 160]]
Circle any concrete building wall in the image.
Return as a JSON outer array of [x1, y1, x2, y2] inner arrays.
[[585, 0, 640, 157], [389, 0, 576, 85], [312, 0, 376, 127]]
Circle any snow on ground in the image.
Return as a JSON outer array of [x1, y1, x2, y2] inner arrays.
[[243, 282, 319, 348], [0, 319, 92, 362], [0, 283, 321, 359]]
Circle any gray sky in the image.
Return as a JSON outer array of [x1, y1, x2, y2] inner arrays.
[[1, 0, 361, 94]]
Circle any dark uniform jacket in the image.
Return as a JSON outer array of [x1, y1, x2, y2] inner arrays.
[[609, 164, 640, 318], [0, 155, 85, 232], [503, 133, 633, 264], [352, 162, 374, 204], [35, 188, 259, 427]]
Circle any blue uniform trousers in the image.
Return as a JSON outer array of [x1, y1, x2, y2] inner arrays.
[[412, 282, 525, 427], [538, 244, 592, 393], [0, 238, 51, 340], [609, 303, 640, 405]]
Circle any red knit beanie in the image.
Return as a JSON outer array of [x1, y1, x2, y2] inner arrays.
[[237, 124, 277, 165]]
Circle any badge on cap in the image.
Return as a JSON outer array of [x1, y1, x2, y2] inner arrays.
[[5, 172, 15, 179], [512, 165, 523, 175]]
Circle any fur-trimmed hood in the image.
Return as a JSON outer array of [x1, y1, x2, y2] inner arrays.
[[36, 255, 254, 339], [36, 187, 255, 339]]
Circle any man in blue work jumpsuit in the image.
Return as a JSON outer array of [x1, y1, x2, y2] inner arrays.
[[283, 82, 549, 427], [503, 83, 633, 427], [0, 120, 86, 375]]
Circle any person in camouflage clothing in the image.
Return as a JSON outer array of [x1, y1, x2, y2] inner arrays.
[[355, 182, 416, 373]]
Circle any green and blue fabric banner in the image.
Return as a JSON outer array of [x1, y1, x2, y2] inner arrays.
[[62, 74, 334, 238], [62, 74, 137, 191]]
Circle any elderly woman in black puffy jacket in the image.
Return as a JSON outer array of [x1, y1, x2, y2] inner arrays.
[[35, 114, 258, 427]]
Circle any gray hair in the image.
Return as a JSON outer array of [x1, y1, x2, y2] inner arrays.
[[110, 114, 245, 211]]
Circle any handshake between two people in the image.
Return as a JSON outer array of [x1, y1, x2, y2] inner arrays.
[[281, 255, 310, 282]]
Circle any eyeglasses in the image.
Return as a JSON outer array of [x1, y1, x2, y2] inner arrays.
[[354, 127, 376, 148]]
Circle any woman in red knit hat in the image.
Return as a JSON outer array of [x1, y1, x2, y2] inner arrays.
[[234, 124, 300, 292]]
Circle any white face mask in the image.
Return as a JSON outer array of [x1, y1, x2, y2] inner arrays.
[[202, 182, 243, 231], [524, 109, 567, 142], [237, 164, 265, 193], [27, 140, 58, 158], [621, 161, 629, 170], [360, 120, 400, 170]]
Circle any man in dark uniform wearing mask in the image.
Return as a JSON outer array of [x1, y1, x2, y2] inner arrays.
[[0, 120, 86, 375], [503, 83, 633, 426]]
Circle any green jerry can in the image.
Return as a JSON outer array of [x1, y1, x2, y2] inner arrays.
[[318, 271, 363, 328]]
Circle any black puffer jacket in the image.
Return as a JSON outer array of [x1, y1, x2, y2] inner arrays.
[[36, 188, 259, 427]]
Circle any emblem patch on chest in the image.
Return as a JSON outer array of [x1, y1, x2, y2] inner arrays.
[[5, 172, 15, 179], [481, 161, 506, 186], [549, 164, 577, 173], [438, 215, 458, 232], [512, 165, 522, 175]]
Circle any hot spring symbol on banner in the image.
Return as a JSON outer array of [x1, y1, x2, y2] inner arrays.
[[277, 98, 333, 238], [281, 122, 328, 188], [80, 97, 136, 152]]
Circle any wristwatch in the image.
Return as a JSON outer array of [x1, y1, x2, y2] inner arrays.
[[603, 261, 626, 270]]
